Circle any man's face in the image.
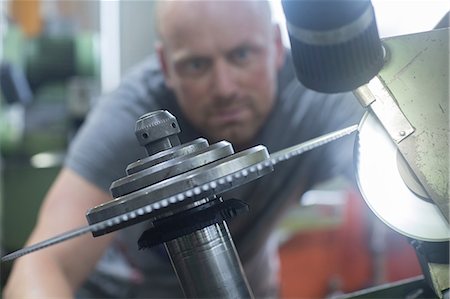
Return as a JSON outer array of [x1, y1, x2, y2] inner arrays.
[[157, 1, 284, 148]]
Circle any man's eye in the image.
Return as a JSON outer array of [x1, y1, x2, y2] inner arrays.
[[187, 59, 207, 71], [229, 47, 252, 64], [178, 58, 210, 76]]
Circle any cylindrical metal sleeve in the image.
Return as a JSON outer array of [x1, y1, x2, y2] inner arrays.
[[165, 222, 253, 299]]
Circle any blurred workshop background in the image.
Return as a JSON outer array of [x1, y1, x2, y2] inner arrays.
[[0, 0, 448, 297]]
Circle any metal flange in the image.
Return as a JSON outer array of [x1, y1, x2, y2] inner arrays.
[[126, 138, 209, 175], [110, 140, 234, 197], [86, 110, 273, 236]]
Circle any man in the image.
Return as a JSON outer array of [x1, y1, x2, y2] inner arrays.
[[4, 1, 362, 298]]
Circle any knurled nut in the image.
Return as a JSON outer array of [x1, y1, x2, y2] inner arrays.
[[135, 110, 181, 147]]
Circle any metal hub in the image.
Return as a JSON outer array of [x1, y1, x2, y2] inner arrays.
[[86, 110, 273, 236], [110, 141, 234, 197]]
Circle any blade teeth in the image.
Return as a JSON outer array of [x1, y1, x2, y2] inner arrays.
[[193, 187, 201, 195]]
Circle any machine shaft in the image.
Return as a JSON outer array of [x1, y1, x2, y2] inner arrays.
[[165, 221, 253, 298]]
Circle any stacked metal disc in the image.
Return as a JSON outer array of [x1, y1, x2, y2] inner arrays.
[[86, 110, 273, 236]]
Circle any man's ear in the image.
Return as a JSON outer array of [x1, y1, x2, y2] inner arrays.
[[155, 41, 173, 88], [273, 24, 286, 70]]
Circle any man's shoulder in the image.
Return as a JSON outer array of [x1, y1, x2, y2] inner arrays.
[[93, 55, 177, 119], [119, 56, 168, 98]]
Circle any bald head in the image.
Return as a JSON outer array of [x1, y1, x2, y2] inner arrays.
[[155, 0, 273, 43]]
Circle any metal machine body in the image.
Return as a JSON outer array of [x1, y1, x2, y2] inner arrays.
[[353, 28, 449, 298], [282, 0, 448, 297], [354, 28, 449, 222]]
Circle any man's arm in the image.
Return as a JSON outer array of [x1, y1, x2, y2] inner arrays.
[[4, 167, 116, 298]]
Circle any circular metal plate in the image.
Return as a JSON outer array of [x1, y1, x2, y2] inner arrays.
[[87, 146, 273, 232], [111, 141, 234, 197], [355, 112, 449, 241], [126, 138, 209, 174]]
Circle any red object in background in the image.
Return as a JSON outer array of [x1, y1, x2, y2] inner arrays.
[[278, 190, 422, 299]]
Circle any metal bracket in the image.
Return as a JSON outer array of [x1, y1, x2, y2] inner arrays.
[[354, 76, 415, 143]]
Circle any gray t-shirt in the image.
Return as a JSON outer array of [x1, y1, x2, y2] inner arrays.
[[67, 55, 363, 298]]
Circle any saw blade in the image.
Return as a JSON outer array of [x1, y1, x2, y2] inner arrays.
[[355, 112, 449, 241], [2, 124, 358, 263]]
